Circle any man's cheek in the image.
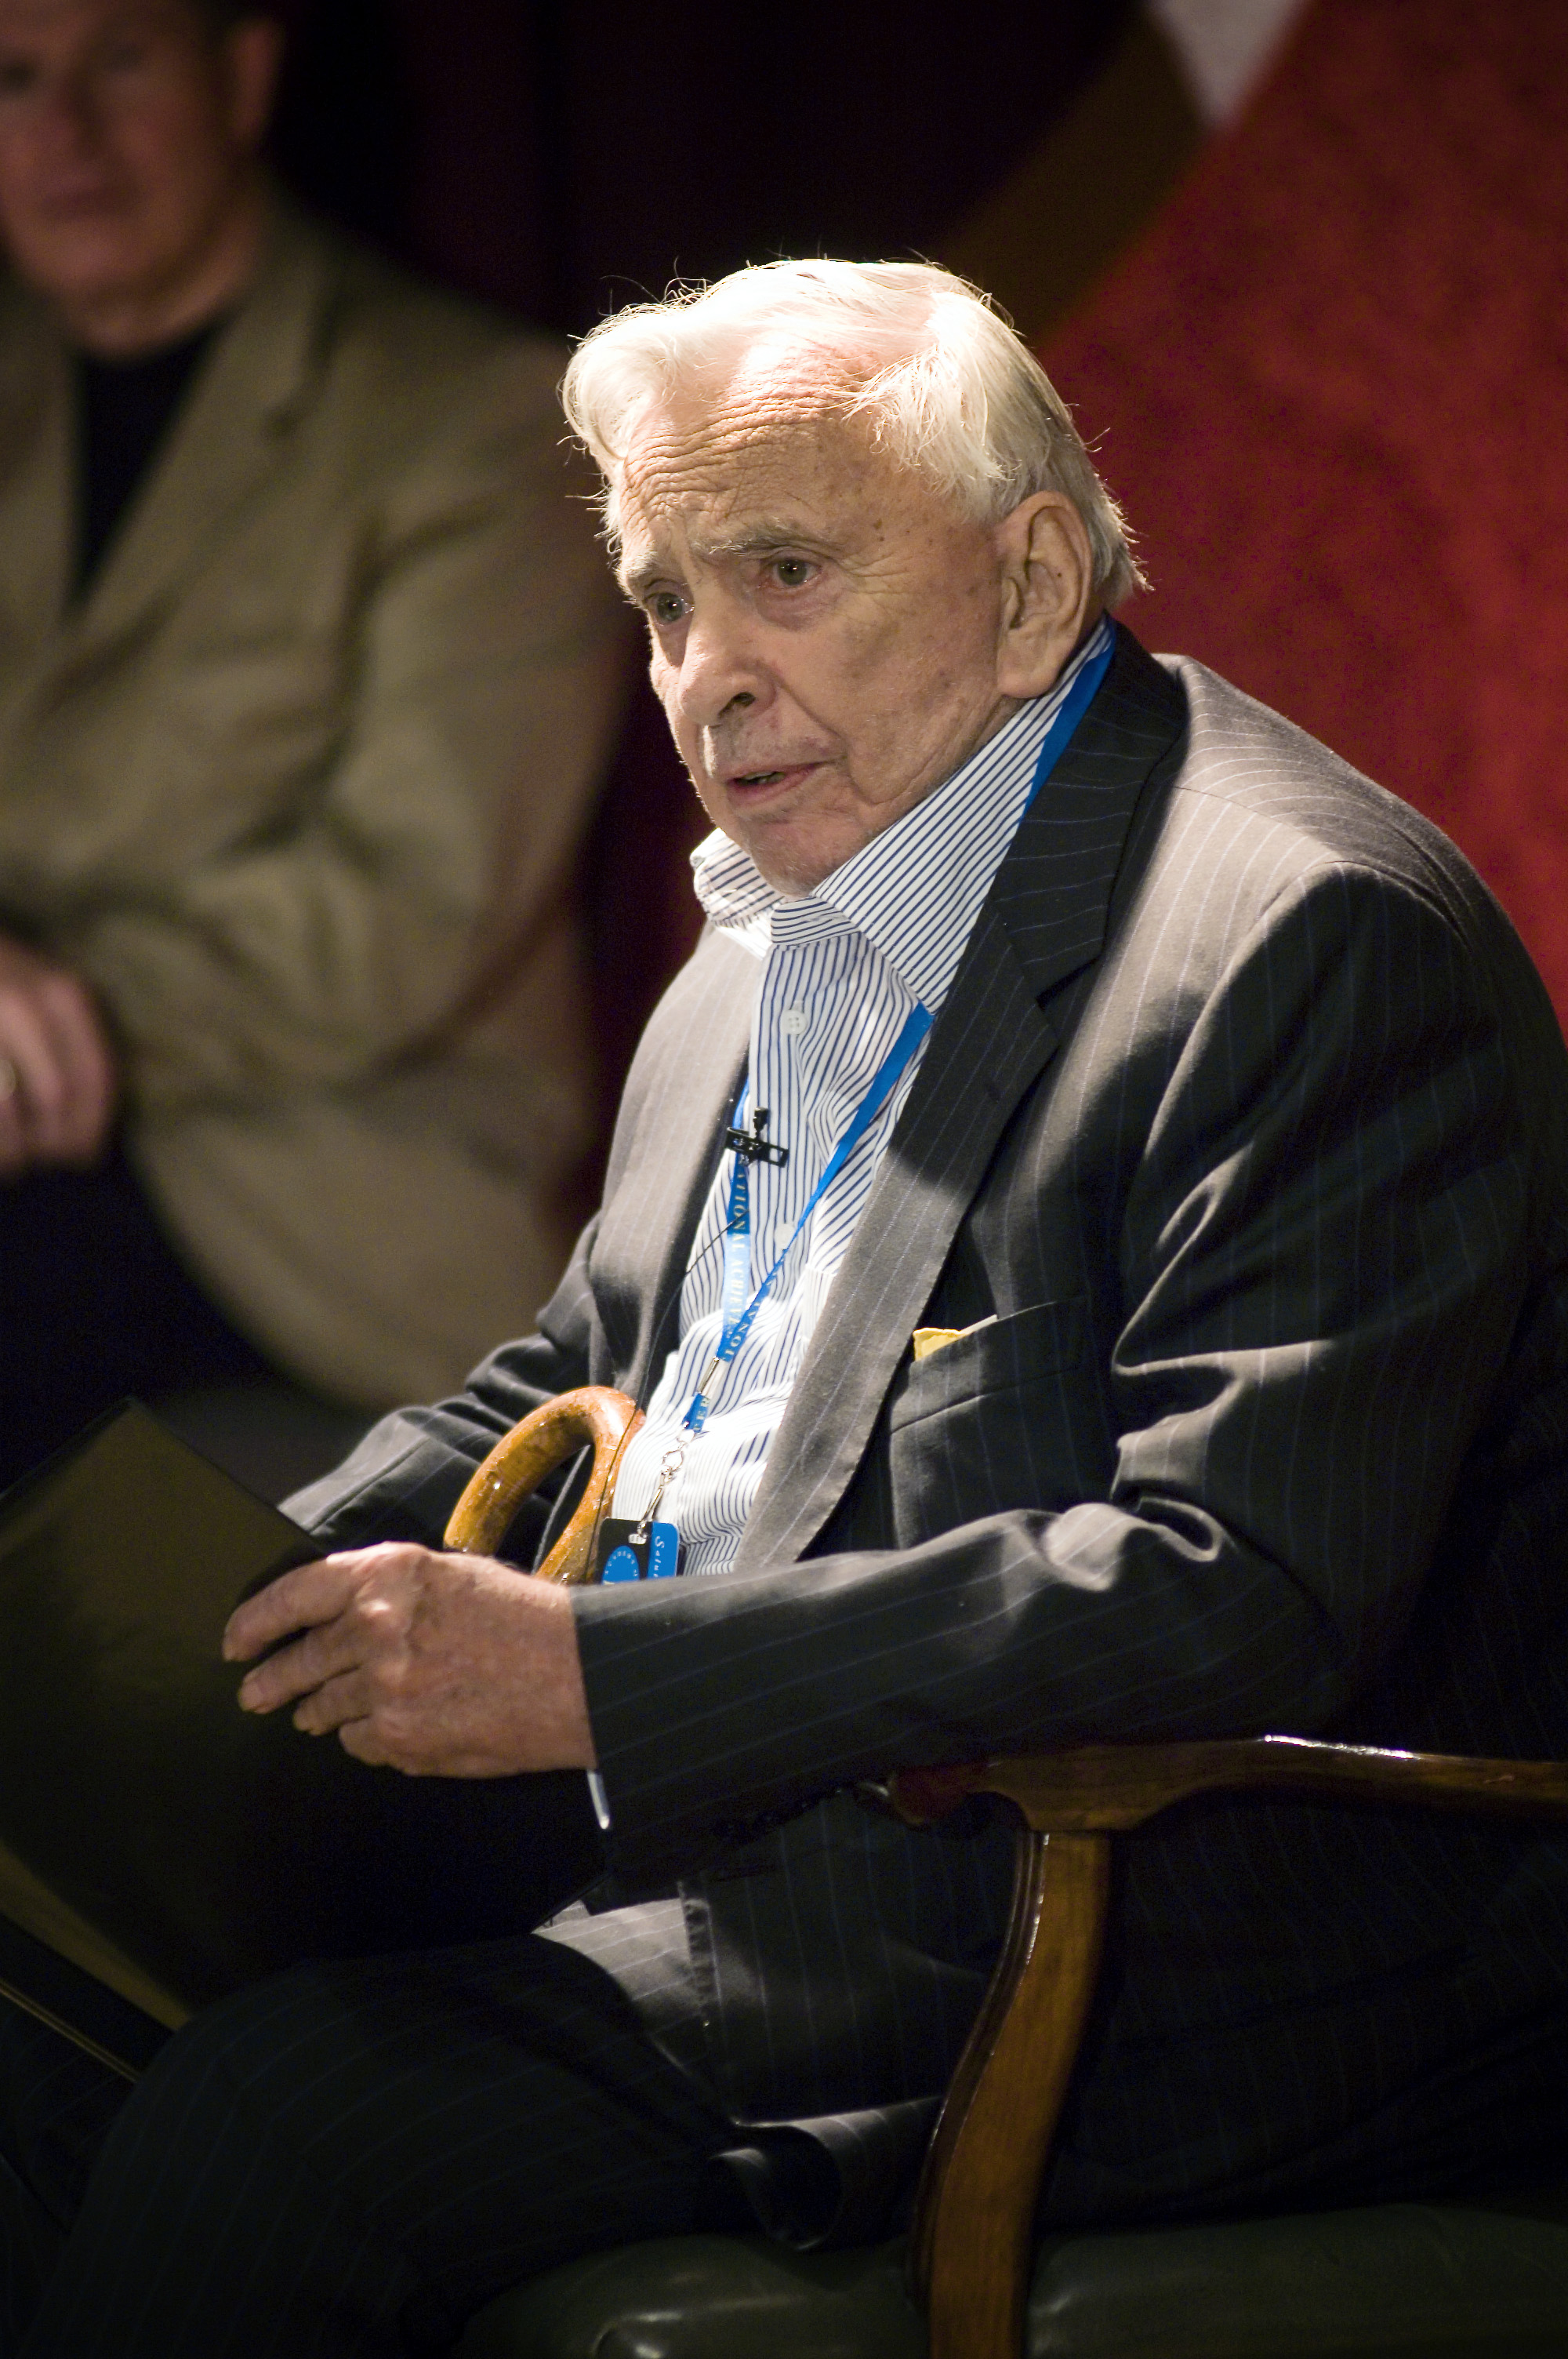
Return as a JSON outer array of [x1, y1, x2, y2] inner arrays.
[[647, 669, 696, 764]]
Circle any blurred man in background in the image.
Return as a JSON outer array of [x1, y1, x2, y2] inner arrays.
[[0, 0, 626, 1483]]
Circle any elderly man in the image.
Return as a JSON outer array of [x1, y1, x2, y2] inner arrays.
[[0, 0, 625, 1477], [2, 257, 1566, 2354]]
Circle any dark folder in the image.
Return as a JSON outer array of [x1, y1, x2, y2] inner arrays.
[[0, 1404, 603, 2077]]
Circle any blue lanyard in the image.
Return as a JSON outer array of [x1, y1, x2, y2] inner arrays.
[[1028, 624, 1114, 806], [685, 999, 933, 1432], [683, 623, 1116, 1438]]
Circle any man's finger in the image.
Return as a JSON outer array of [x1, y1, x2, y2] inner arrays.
[[30, 972, 116, 1161], [234, 1612, 371, 1715], [0, 968, 117, 1168], [289, 1666, 374, 1737], [335, 1714, 397, 1770], [223, 1555, 367, 1663], [0, 1052, 27, 1175], [0, 987, 74, 1148]]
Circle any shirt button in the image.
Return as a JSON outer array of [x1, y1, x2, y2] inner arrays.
[[781, 1009, 807, 1037]]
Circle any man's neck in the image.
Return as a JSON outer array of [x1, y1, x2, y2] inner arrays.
[[51, 176, 269, 359]]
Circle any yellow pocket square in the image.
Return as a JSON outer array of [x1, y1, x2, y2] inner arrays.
[[911, 1318, 995, 1362]]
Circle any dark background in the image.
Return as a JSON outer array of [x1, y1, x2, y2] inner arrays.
[[267, 0, 1132, 334]]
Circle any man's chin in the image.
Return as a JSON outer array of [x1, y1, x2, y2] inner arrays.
[[13, 225, 161, 316]]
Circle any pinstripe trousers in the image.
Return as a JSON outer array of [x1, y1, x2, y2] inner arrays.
[[0, 1935, 764, 2357]]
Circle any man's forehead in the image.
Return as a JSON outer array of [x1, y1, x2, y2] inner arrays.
[[623, 371, 858, 489], [616, 376, 899, 571], [0, 0, 189, 42]]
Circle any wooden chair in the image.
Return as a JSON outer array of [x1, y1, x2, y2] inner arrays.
[[889, 1740, 1568, 2359], [444, 1391, 1568, 2359]]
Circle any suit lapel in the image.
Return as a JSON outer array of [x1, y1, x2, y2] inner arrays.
[[61, 206, 330, 655], [594, 930, 754, 1400], [733, 631, 1188, 1572], [0, 280, 71, 674]]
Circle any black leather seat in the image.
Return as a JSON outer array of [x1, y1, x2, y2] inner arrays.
[[462, 2196, 1568, 2358]]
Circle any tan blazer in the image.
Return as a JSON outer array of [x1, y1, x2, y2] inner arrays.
[[0, 204, 630, 1406]]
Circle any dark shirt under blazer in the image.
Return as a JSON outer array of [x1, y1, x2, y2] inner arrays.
[[296, 630, 1568, 2235]]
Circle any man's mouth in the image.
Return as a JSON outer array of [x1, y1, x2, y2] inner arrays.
[[725, 762, 820, 794], [38, 187, 133, 226]]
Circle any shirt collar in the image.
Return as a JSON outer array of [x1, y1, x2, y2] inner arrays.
[[691, 615, 1112, 1009]]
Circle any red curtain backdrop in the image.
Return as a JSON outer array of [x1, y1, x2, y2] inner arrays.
[[1046, 0, 1568, 1026]]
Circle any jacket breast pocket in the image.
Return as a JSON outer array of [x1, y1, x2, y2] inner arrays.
[[885, 1298, 1102, 1545]]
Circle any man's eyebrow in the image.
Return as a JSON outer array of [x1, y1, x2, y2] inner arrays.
[[619, 523, 833, 599], [706, 522, 837, 565], [617, 554, 670, 600]]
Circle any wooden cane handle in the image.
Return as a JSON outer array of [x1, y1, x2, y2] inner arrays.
[[441, 1386, 644, 1582]]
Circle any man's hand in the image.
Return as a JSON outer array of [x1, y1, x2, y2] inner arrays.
[[222, 1544, 598, 1777], [0, 935, 117, 1176]]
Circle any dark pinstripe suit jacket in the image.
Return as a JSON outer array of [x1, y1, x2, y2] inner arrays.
[[297, 630, 1568, 2233]]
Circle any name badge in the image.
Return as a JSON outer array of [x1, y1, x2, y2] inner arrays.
[[595, 1518, 681, 1582]]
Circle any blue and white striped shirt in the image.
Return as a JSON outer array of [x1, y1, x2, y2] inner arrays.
[[610, 618, 1112, 1576]]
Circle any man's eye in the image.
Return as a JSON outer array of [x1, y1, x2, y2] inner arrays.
[[648, 592, 688, 627], [773, 558, 814, 588]]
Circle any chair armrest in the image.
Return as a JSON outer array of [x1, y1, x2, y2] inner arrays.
[[887, 1734, 1568, 1834], [891, 1738, 1568, 2359]]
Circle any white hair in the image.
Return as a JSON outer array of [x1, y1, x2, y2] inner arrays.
[[561, 257, 1143, 604]]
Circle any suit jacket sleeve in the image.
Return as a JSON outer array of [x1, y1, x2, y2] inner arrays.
[[571, 853, 1552, 1860], [283, 1217, 600, 1550]]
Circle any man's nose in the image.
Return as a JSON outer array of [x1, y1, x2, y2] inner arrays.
[[31, 70, 108, 165], [671, 603, 772, 730]]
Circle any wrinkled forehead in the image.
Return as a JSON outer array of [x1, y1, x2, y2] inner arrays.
[[615, 355, 908, 572], [621, 351, 866, 497]]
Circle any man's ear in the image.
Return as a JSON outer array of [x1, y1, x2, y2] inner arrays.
[[993, 492, 1100, 699], [223, 16, 287, 153]]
